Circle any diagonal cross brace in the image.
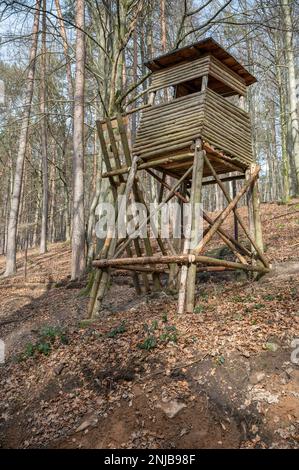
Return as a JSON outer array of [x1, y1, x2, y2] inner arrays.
[[203, 154, 268, 267]]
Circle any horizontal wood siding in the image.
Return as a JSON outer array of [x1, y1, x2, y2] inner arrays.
[[150, 55, 247, 96], [133, 92, 204, 160], [201, 89, 253, 166], [209, 56, 246, 96], [150, 57, 210, 92], [133, 89, 253, 170]]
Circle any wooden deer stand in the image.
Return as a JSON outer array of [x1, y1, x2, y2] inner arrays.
[[90, 37, 269, 318]]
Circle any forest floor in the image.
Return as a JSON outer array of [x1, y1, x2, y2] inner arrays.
[[0, 201, 299, 449]]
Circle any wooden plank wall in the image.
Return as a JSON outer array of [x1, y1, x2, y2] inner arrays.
[[132, 91, 205, 160], [209, 56, 246, 96], [201, 89, 253, 166], [150, 55, 246, 96], [150, 56, 210, 91]]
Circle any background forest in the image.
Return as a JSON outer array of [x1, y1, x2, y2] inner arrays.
[[0, 0, 298, 279]]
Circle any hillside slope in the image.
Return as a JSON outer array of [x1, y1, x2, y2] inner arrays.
[[0, 202, 298, 449]]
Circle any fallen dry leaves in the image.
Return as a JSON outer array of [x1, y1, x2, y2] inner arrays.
[[0, 202, 298, 449]]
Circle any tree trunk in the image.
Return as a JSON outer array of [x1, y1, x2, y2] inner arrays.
[[4, 2, 40, 276], [71, 0, 86, 280], [282, 0, 299, 194], [275, 38, 290, 202], [54, 0, 73, 101], [55, 0, 73, 242], [40, 0, 48, 254], [131, 28, 138, 143], [48, 148, 56, 243], [160, 0, 167, 52]]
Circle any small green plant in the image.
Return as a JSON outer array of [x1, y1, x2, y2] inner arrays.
[[19, 325, 68, 361], [200, 291, 209, 300], [25, 342, 35, 357], [263, 294, 275, 301], [137, 335, 157, 350], [162, 313, 168, 323], [194, 305, 205, 314], [40, 325, 68, 344], [36, 342, 51, 356], [137, 321, 179, 350], [143, 320, 159, 333], [107, 322, 126, 338], [160, 325, 178, 344], [253, 303, 265, 310]]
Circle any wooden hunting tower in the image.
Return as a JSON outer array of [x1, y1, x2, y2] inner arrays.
[[91, 38, 269, 318]]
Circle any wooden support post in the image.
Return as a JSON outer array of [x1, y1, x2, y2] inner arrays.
[[251, 165, 264, 255], [246, 173, 254, 258], [126, 244, 142, 294], [239, 94, 246, 110], [178, 156, 200, 315], [88, 233, 111, 318], [246, 163, 264, 259], [168, 182, 185, 292], [232, 179, 239, 241], [148, 91, 156, 105], [132, 237, 151, 293], [185, 140, 204, 313], [201, 74, 208, 91]]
